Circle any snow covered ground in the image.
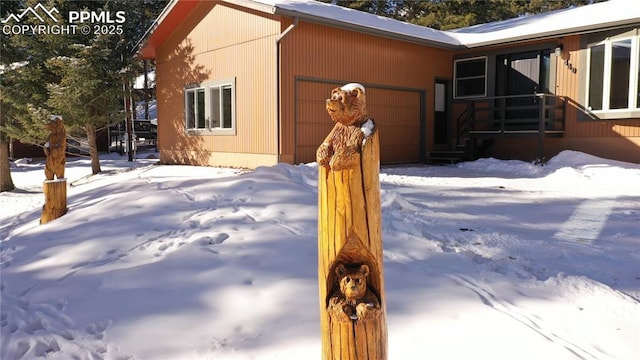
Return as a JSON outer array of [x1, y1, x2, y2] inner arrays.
[[1, 150, 639, 360]]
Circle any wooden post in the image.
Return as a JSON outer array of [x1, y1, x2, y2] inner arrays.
[[41, 115, 68, 224], [41, 179, 67, 224], [317, 83, 387, 360]]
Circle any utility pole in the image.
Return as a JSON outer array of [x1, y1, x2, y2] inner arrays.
[[124, 80, 134, 162]]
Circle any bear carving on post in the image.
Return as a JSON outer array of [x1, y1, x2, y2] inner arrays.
[[328, 263, 381, 323], [41, 115, 68, 224], [317, 82, 387, 360], [316, 83, 375, 171], [44, 116, 66, 180]]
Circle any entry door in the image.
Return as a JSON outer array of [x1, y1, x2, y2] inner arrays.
[[434, 80, 449, 146], [497, 50, 551, 121]]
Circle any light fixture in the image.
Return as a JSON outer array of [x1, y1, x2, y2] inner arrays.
[[555, 44, 563, 57]]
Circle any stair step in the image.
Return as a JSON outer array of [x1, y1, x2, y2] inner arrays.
[[426, 150, 466, 165]]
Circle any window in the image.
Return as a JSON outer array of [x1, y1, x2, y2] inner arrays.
[[185, 87, 206, 129], [454, 57, 487, 98], [210, 85, 233, 129], [586, 36, 640, 113], [184, 78, 236, 134]]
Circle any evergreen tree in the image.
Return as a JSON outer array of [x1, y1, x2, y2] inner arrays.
[[321, 0, 601, 30], [0, 0, 167, 190]]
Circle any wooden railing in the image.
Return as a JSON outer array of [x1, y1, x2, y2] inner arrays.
[[457, 94, 566, 140], [455, 93, 566, 163]]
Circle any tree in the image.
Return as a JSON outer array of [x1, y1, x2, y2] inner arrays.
[[1, 0, 52, 192], [0, 0, 167, 188], [321, 0, 601, 30]]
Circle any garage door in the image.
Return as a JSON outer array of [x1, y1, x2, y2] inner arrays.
[[295, 79, 423, 164]]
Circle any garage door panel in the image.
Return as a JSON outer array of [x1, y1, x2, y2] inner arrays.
[[296, 80, 423, 164]]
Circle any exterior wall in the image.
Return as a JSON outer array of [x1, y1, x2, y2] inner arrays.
[[155, 1, 280, 168], [279, 20, 454, 164], [153, 2, 638, 166], [454, 33, 640, 164], [557, 33, 640, 163]]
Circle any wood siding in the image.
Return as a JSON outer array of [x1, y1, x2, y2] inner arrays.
[[152, 3, 638, 166], [295, 79, 423, 164], [455, 34, 640, 163], [559, 35, 640, 132], [155, 1, 280, 167], [549, 34, 640, 162], [279, 21, 454, 164]]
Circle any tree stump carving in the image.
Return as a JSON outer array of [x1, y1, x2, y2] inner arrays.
[[317, 83, 387, 360], [41, 116, 67, 224], [44, 116, 66, 180]]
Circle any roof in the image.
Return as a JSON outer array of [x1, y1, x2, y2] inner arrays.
[[449, 0, 640, 48], [261, 0, 461, 48], [136, 0, 640, 59]]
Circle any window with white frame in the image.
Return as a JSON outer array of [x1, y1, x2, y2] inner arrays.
[[185, 87, 206, 129], [184, 78, 236, 134], [454, 57, 487, 98], [586, 36, 640, 113]]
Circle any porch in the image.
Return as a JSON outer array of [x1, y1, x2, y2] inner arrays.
[[429, 93, 566, 164]]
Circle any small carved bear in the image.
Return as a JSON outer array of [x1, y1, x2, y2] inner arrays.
[[44, 116, 66, 180], [316, 83, 375, 171], [328, 263, 381, 322]]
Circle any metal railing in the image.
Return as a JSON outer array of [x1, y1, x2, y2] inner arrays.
[[455, 93, 567, 163], [457, 93, 566, 139]]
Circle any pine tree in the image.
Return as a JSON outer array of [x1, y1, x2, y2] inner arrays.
[[320, 0, 601, 30], [0, 0, 167, 189]]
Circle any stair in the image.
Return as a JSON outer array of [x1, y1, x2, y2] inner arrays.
[[426, 150, 466, 164]]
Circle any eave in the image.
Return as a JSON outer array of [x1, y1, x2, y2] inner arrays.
[[135, 0, 199, 59]]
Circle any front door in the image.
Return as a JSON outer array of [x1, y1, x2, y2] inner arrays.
[[496, 50, 551, 123]]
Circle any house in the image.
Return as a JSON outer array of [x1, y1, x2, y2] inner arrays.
[[136, 0, 640, 167]]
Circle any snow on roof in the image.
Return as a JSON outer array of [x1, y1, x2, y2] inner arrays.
[[251, 0, 462, 48], [253, 0, 640, 48], [139, 0, 640, 58], [448, 0, 640, 48]]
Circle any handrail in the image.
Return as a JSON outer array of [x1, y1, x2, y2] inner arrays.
[[455, 103, 470, 147], [458, 94, 566, 136], [460, 93, 552, 101], [454, 94, 566, 162]]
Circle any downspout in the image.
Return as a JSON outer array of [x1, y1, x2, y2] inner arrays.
[[275, 17, 298, 163]]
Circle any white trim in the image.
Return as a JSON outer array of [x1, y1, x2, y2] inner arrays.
[[184, 86, 206, 130], [453, 56, 488, 99], [586, 35, 640, 115], [184, 78, 237, 135]]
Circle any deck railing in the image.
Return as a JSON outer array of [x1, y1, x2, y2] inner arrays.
[[456, 93, 567, 162], [457, 94, 566, 138]]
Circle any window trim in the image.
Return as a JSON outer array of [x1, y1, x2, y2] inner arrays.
[[184, 86, 207, 130], [585, 35, 640, 116], [184, 77, 236, 135], [453, 56, 488, 99]]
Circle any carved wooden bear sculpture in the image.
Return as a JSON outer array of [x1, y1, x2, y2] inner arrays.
[[316, 83, 375, 171], [328, 263, 381, 322], [44, 116, 66, 180]]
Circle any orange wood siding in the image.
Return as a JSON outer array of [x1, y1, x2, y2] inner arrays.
[[279, 21, 454, 163], [455, 35, 639, 162], [555, 34, 640, 162], [155, 1, 280, 166], [295, 79, 422, 164], [557, 35, 640, 137]]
